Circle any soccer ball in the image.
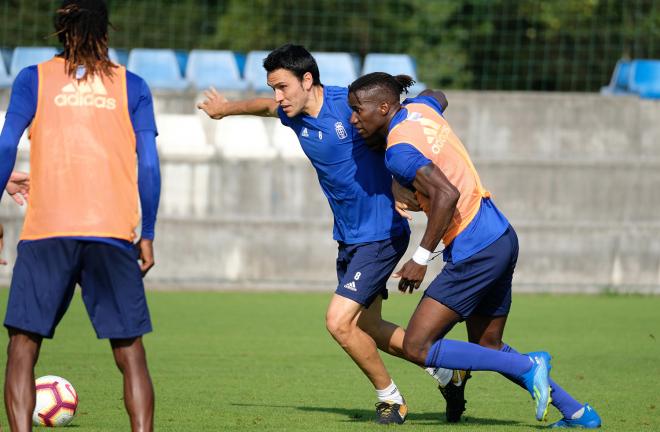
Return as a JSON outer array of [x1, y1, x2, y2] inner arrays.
[[33, 375, 78, 427]]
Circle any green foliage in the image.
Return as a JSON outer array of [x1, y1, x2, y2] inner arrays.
[[1, 0, 659, 91], [0, 290, 659, 431]]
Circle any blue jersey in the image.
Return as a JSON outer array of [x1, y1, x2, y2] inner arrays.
[[278, 86, 409, 244], [385, 95, 509, 263]]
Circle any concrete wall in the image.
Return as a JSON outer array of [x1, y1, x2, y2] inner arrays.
[[1, 90, 658, 293]]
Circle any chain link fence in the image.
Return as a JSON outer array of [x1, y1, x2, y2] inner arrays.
[[1, 0, 658, 91]]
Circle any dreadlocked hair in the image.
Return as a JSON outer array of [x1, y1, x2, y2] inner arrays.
[[53, 0, 115, 80], [348, 72, 415, 102]]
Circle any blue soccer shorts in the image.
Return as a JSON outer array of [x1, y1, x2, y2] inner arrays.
[[424, 226, 519, 320], [4, 238, 152, 339], [335, 233, 410, 307]]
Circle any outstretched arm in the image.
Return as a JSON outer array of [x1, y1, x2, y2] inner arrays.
[[197, 87, 279, 119], [393, 163, 459, 293]]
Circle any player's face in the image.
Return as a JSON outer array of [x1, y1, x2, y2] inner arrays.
[[267, 68, 312, 117], [348, 91, 387, 147]]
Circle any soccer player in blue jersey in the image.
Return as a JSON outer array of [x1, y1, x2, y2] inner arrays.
[[347, 72, 602, 428], [198, 44, 466, 424], [0, 2, 160, 430]]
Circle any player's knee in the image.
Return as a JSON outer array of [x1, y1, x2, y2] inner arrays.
[[402, 337, 429, 366], [325, 311, 354, 346], [111, 338, 147, 373], [6, 330, 41, 364]]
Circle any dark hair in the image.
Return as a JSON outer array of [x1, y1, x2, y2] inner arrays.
[[53, 0, 115, 79], [348, 72, 415, 102], [263, 44, 321, 85]]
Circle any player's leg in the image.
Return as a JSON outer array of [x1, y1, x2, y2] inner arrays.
[[111, 337, 154, 432], [3, 239, 82, 431], [326, 294, 408, 424], [404, 227, 552, 421], [467, 315, 601, 429], [326, 294, 393, 389], [79, 242, 154, 432], [4, 329, 42, 432], [356, 294, 405, 358], [327, 236, 410, 424]]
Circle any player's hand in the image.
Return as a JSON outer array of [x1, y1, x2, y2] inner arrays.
[[196, 87, 229, 120], [0, 223, 6, 265], [6, 171, 30, 206], [392, 180, 420, 220], [137, 238, 155, 277], [392, 259, 427, 293]]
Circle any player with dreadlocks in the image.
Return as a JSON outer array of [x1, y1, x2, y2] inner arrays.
[[0, 1, 161, 430], [346, 72, 601, 427]]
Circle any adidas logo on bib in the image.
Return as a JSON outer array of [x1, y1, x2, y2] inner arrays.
[[54, 76, 117, 110]]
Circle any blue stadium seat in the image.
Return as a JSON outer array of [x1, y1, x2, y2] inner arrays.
[[127, 49, 189, 91], [244, 51, 271, 93], [0, 47, 12, 73], [10, 47, 58, 76], [108, 48, 128, 66], [0, 54, 12, 87], [600, 59, 632, 95], [629, 60, 660, 99], [312, 52, 357, 87], [234, 52, 246, 77], [186, 50, 248, 91], [174, 50, 188, 77], [362, 53, 426, 94]]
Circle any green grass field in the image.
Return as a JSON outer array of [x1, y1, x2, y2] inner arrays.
[[0, 289, 658, 431]]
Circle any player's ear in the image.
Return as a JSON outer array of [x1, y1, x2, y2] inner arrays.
[[379, 101, 390, 116], [302, 72, 314, 91]]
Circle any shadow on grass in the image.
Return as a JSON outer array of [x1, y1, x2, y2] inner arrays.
[[231, 402, 541, 428]]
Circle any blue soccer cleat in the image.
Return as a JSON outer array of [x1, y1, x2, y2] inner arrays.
[[520, 351, 552, 421], [549, 404, 601, 428]]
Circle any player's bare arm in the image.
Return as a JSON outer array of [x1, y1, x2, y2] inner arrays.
[[419, 89, 449, 111], [394, 163, 459, 293], [6, 171, 30, 206], [392, 178, 421, 220], [196, 87, 278, 119]]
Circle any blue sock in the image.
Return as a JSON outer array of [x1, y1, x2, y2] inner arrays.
[[500, 344, 583, 418], [425, 339, 532, 376]]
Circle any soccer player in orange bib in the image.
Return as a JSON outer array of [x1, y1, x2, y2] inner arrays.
[[347, 72, 601, 427], [0, 1, 160, 431]]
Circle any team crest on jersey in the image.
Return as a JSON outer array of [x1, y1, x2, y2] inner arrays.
[[301, 127, 309, 137], [335, 122, 348, 139]]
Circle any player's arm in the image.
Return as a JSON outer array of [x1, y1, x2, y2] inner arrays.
[[197, 87, 278, 119], [419, 89, 448, 112], [394, 163, 459, 293], [130, 77, 161, 276], [0, 67, 38, 265], [136, 129, 160, 276], [0, 66, 36, 203], [412, 163, 459, 253], [392, 178, 421, 220]]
